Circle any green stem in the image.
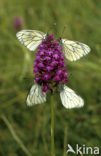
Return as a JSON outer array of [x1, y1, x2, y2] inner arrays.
[[51, 95, 55, 156], [1, 114, 32, 156]]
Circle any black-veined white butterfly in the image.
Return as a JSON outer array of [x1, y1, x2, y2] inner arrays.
[[26, 82, 84, 108], [16, 29, 91, 61], [60, 85, 84, 109], [27, 82, 46, 106], [16, 29, 90, 108]]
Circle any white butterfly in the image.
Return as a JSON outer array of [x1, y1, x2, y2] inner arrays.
[[27, 82, 46, 106], [16, 30, 87, 107], [27, 83, 84, 108], [16, 30, 46, 51], [16, 30, 91, 61], [61, 39, 90, 61], [60, 85, 84, 109]]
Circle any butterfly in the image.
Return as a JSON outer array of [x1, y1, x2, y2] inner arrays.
[[60, 85, 84, 109], [27, 82, 46, 106], [16, 29, 91, 61], [26, 82, 84, 108], [16, 29, 90, 108]]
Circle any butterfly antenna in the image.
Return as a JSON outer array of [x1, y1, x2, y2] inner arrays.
[[60, 25, 67, 38], [47, 23, 57, 35]]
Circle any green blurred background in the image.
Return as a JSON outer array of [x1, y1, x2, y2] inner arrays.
[[0, 0, 101, 155]]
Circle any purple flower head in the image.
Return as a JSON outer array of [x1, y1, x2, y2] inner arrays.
[[13, 17, 23, 30], [33, 34, 68, 92]]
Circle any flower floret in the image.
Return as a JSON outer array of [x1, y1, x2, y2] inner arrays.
[[33, 34, 68, 92]]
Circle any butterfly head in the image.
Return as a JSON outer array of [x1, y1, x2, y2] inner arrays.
[[58, 37, 62, 47], [46, 33, 49, 38]]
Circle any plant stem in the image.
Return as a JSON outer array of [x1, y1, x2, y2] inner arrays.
[[51, 95, 55, 156], [1, 114, 32, 156]]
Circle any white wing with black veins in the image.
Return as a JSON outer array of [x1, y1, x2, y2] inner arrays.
[[60, 85, 84, 109], [16, 30, 46, 51], [62, 39, 91, 61], [27, 83, 46, 106]]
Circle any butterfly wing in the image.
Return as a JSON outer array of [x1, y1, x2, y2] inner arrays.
[[60, 85, 84, 109], [16, 30, 46, 51], [27, 83, 46, 106], [61, 39, 91, 61]]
